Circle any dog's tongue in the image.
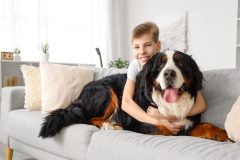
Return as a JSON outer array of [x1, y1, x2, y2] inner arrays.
[[163, 88, 179, 103]]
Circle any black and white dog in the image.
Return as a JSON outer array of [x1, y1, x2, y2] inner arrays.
[[39, 50, 228, 141]]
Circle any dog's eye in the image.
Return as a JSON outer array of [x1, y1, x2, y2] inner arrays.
[[178, 63, 183, 67]]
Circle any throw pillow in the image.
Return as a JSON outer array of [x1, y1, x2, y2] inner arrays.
[[20, 65, 41, 111], [224, 96, 240, 142], [40, 63, 94, 113], [159, 13, 187, 53]]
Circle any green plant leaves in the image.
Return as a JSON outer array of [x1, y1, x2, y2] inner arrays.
[[41, 43, 49, 54], [13, 48, 21, 54], [108, 57, 129, 68]]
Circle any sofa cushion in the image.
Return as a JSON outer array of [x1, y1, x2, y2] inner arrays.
[[202, 69, 240, 128], [40, 63, 94, 113], [20, 65, 41, 111], [87, 130, 240, 160], [8, 109, 99, 160], [225, 96, 240, 142]]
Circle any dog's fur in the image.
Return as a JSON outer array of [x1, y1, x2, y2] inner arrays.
[[39, 50, 228, 141]]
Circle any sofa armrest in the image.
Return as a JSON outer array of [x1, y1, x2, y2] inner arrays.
[[0, 86, 25, 145]]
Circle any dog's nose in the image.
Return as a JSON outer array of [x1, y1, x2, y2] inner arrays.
[[164, 69, 176, 80]]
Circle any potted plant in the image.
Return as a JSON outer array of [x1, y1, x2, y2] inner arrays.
[[13, 47, 21, 61], [40, 43, 49, 62], [108, 58, 129, 69]]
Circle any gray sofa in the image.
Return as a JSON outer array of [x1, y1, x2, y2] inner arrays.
[[1, 68, 240, 160]]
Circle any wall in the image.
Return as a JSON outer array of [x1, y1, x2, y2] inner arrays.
[[122, 0, 238, 70]]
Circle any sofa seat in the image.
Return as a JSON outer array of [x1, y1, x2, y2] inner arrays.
[[8, 109, 99, 160], [87, 130, 240, 160]]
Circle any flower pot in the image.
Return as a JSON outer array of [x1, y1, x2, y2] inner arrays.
[[13, 54, 21, 61], [41, 53, 49, 62]]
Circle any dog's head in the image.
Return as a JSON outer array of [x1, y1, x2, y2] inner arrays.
[[138, 50, 203, 117]]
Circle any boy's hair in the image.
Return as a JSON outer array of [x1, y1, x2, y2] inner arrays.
[[132, 22, 159, 42]]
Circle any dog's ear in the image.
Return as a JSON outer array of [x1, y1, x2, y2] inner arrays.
[[176, 51, 203, 90], [136, 56, 155, 95], [194, 68, 203, 90], [141, 52, 164, 81], [188, 56, 203, 90], [136, 52, 164, 103]]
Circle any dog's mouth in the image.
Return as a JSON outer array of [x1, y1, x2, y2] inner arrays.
[[162, 85, 185, 103]]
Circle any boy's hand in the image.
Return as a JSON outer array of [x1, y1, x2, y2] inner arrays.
[[147, 106, 181, 135], [158, 119, 181, 135], [147, 106, 180, 122]]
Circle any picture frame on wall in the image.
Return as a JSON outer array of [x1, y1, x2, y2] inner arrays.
[[1, 52, 13, 60]]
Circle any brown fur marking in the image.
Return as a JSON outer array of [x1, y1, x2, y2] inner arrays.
[[183, 76, 191, 87], [90, 88, 118, 128], [90, 118, 106, 128], [189, 123, 229, 142], [156, 125, 172, 136]]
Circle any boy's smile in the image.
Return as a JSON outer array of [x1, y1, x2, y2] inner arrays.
[[132, 33, 160, 65], [138, 55, 151, 64]]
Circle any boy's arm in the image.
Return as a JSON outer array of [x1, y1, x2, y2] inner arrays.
[[122, 79, 158, 124], [187, 91, 206, 116]]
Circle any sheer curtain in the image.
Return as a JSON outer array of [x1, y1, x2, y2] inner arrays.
[[0, 0, 123, 66], [90, 0, 124, 67]]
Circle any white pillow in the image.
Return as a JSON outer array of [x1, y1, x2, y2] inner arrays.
[[160, 13, 187, 53], [20, 65, 41, 111], [40, 63, 94, 113], [224, 96, 240, 142]]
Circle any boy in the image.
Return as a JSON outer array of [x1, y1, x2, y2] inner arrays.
[[121, 22, 206, 135]]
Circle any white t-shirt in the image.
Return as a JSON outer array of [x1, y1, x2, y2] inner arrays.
[[127, 59, 143, 82]]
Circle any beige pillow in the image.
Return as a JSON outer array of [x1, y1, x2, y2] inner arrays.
[[40, 63, 94, 113], [20, 65, 41, 111], [224, 96, 240, 142]]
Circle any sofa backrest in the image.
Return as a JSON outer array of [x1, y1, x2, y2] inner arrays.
[[201, 68, 240, 128], [93, 67, 240, 129], [93, 67, 127, 80]]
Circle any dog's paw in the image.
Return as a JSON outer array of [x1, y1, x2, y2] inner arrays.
[[101, 122, 123, 130], [189, 123, 229, 142], [156, 125, 172, 136], [213, 128, 229, 142]]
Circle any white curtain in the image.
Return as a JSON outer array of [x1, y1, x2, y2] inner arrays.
[[90, 0, 123, 67], [0, 0, 124, 67]]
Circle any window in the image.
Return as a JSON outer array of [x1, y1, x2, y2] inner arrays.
[[1, 0, 95, 64], [1, 0, 124, 66]]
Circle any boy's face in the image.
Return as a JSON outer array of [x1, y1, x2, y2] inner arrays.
[[132, 33, 161, 65]]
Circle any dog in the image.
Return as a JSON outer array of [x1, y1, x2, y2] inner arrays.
[[39, 50, 228, 142]]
